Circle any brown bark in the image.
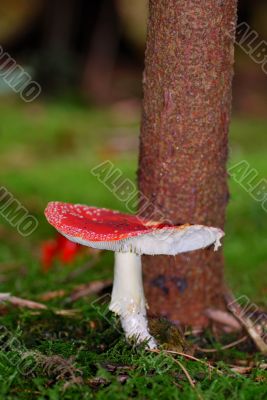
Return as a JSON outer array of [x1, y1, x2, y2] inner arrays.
[[138, 0, 238, 328]]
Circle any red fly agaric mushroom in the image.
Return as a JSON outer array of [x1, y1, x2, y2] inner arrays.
[[45, 201, 224, 348]]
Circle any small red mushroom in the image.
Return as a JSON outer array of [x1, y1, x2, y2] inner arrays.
[[45, 201, 224, 348]]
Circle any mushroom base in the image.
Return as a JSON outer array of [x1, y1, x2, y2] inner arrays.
[[109, 252, 157, 349]]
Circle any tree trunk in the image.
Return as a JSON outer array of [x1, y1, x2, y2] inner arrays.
[[138, 0, 238, 328]]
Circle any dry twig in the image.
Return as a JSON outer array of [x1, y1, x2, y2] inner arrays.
[[67, 279, 112, 303], [149, 348, 222, 375], [205, 308, 242, 331], [197, 335, 248, 353], [0, 293, 47, 310], [225, 292, 267, 355]]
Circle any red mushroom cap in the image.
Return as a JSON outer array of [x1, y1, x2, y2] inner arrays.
[[45, 202, 224, 255], [45, 202, 175, 241]]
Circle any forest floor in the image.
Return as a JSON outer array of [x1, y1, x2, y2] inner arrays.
[[0, 99, 266, 399]]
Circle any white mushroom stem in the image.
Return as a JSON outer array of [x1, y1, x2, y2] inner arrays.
[[109, 252, 157, 349]]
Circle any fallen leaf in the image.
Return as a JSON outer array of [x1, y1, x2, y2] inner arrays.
[[255, 376, 266, 382], [87, 377, 109, 388], [41, 234, 82, 271], [230, 365, 253, 374]]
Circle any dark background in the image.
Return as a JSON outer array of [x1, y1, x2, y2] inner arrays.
[[1, 0, 266, 115]]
